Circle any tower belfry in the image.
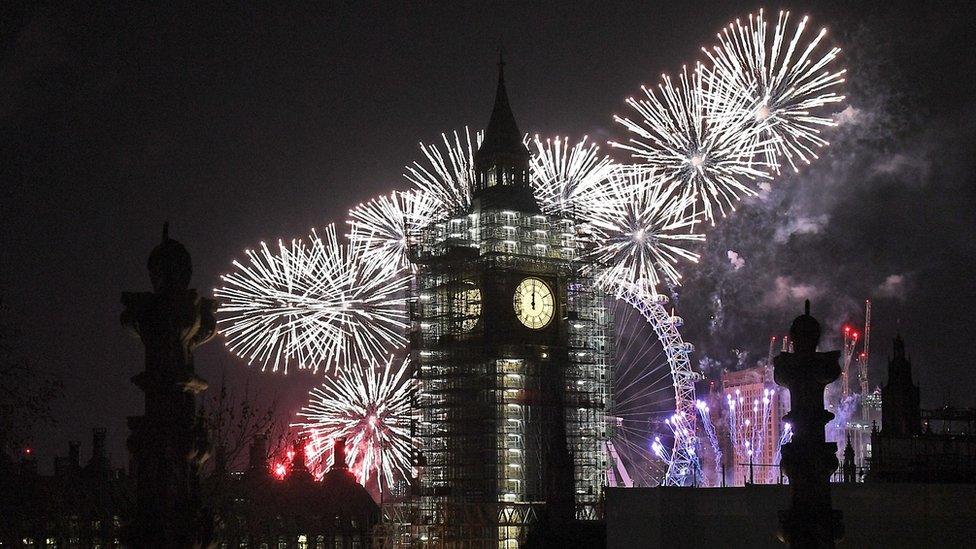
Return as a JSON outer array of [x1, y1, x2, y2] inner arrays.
[[472, 56, 539, 212]]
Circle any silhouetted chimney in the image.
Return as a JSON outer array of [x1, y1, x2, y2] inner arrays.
[[20, 450, 37, 476], [92, 428, 107, 462], [54, 456, 68, 478], [289, 438, 313, 483], [332, 437, 348, 470], [248, 435, 268, 472], [83, 428, 110, 478], [69, 441, 80, 469]]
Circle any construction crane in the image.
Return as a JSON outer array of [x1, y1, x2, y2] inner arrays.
[[857, 300, 872, 397], [841, 326, 859, 399]]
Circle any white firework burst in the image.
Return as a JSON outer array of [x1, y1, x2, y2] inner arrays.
[[293, 354, 414, 490], [348, 189, 438, 275], [589, 170, 704, 295], [215, 224, 410, 374], [703, 9, 846, 173], [403, 127, 483, 220], [611, 64, 771, 223], [528, 135, 618, 217]]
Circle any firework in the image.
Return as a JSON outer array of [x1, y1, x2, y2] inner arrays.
[[528, 135, 617, 217], [611, 65, 771, 222], [696, 399, 723, 483], [293, 354, 414, 490], [703, 9, 846, 173], [348, 189, 438, 275], [215, 224, 410, 374], [589, 169, 704, 295], [404, 128, 483, 220], [724, 387, 782, 484]]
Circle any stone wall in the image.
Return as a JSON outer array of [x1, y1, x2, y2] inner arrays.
[[607, 484, 976, 548]]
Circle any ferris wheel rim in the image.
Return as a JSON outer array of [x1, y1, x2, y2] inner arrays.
[[610, 279, 701, 487]]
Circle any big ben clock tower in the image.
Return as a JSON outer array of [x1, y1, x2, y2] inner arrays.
[[410, 58, 612, 546]]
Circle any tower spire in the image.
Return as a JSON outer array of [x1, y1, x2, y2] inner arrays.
[[473, 54, 536, 211], [481, 57, 522, 157]]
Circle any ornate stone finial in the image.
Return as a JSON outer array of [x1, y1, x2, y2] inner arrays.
[[147, 223, 192, 294], [790, 299, 821, 354], [774, 300, 843, 547], [122, 224, 214, 547]]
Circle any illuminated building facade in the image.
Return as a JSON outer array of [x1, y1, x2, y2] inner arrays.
[[396, 61, 612, 547], [721, 364, 790, 485]]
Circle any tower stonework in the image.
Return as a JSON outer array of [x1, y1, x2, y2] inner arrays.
[[121, 224, 216, 547], [880, 335, 921, 436], [409, 61, 611, 546]]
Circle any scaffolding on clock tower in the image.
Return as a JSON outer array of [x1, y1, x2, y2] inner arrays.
[[375, 58, 612, 548]]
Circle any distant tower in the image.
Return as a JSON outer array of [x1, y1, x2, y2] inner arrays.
[[880, 336, 921, 436], [842, 435, 856, 483], [411, 58, 611, 545], [121, 223, 216, 547]]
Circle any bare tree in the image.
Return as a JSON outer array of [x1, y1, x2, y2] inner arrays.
[[0, 296, 62, 459], [201, 368, 287, 475]]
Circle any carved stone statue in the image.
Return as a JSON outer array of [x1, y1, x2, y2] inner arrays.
[[122, 223, 215, 548], [774, 300, 844, 548]]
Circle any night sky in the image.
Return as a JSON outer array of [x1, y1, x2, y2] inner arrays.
[[2, 1, 974, 469]]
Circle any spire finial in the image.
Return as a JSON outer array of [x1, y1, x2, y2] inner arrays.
[[162, 221, 170, 243], [804, 299, 810, 316], [497, 46, 506, 87]]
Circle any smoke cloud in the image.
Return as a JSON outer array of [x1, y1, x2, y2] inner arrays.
[[726, 250, 745, 270], [672, 21, 976, 399]]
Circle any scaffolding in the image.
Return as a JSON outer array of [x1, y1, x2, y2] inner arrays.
[[376, 207, 611, 547]]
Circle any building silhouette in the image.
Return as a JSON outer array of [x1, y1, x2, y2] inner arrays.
[[207, 438, 379, 547], [384, 58, 610, 546], [880, 335, 921, 437], [0, 429, 128, 548], [869, 336, 976, 483]]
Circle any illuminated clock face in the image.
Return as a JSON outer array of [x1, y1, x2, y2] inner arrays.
[[513, 277, 554, 329], [454, 286, 482, 332]]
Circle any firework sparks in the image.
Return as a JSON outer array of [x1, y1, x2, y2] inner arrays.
[[611, 65, 771, 222], [528, 135, 617, 217], [348, 189, 438, 274], [703, 9, 846, 173], [404, 128, 483, 220], [293, 354, 414, 490], [215, 224, 410, 374], [589, 169, 704, 295]]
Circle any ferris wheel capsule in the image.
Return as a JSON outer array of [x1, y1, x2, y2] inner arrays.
[[669, 315, 684, 327]]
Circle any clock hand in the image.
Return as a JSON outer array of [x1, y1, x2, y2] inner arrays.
[[531, 288, 536, 309]]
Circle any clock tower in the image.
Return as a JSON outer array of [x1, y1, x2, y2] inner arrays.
[[410, 58, 612, 546]]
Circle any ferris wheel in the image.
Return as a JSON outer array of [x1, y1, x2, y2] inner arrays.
[[606, 281, 701, 487]]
